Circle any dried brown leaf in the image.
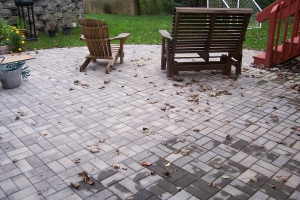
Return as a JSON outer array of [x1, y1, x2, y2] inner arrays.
[[113, 163, 120, 169], [174, 149, 180, 154], [115, 149, 120, 155], [90, 148, 100, 153], [74, 159, 81, 163], [70, 182, 80, 188], [12, 158, 18, 163], [140, 161, 151, 166], [181, 149, 190, 156], [176, 186, 182, 191]]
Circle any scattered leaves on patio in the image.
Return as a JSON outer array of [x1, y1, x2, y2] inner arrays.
[[104, 80, 111, 84], [122, 168, 127, 170], [134, 74, 137, 77], [278, 94, 285, 98], [161, 107, 166, 111], [213, 163, 221, 169], [127, 197, 134, 200], [15, 116, 20, 121], [181, 149, 190, 156], [74, 80, 79, 85], [176, 186, 182, 191], [250, 177, 258, 182], [174, 149, 180, 154], [271, 184, 276, 189], [90, 148, 100, 153], [70, 182, 80, 189], [74, 159, 81, 163], [164, 162, 170, 166], [189, 108, 194, 112], [180, 138, 185, 143], [271, 114, 278, 119], [99, 86, 105, 89], [140, 161, 151, 166], [161, 141, 167, 145], [151, 171, 156, 175], [221, 175, 229, 179], [225, 135, 231, 140], [208, 182, 215, 188], [113, 164, 120, 169], [250, 138, 256, 142], [37, 191, 42, 195], [114, 149, 120, 155], [12, 158, 18, 163], [175, 119, 184, 123], [40, 133, 47, 137], [224, 118, 230, 123], [150, 131, 156, 135], [78, 171, 89, 183], [69, 87, 74, 91]]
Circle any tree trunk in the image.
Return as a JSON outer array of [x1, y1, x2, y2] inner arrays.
[[134, 0, 141, 15]]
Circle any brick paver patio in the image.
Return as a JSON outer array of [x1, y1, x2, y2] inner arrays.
[[0, 45, 300, 200]]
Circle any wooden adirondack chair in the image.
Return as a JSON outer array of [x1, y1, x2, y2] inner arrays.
[[79, 19, 130, 73], [159, 7, 253, 80]]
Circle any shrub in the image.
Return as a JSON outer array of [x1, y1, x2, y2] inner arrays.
[[6, 27, 26, 52], [103, 3, 111, 14], [0, 18, 11, 46]]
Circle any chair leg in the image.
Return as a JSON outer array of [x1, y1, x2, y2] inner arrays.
[[80, 58, 92, 72], [161, 38, 166, 70], [106, 60, 114, 74]]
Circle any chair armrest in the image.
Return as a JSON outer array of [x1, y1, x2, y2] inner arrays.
[[159, 30, 172, 40], [110, 33, 130, 41]]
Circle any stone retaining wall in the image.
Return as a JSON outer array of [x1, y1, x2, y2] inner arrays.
[[84, 0, 139, 15], [0, 0, 84, 34]]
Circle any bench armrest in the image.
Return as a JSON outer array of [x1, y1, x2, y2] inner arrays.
[[159, 30, 172, 41]]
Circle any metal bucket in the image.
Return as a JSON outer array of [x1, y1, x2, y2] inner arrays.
[[0, 64, 22, 89]]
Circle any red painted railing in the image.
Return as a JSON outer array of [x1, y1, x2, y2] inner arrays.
[[253, 0, 300, 68]]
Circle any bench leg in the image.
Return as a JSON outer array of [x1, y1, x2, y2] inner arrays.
[[81, 58, 92, 72]]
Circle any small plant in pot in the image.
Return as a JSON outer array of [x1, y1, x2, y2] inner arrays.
[[6, 26, 26, 53], [46, 14, 58, 37], [61, 10, 77, 35]]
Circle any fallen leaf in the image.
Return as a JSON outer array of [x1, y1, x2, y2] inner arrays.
[[99, 139, 105, 143], [164, 162, 170, 166], [99, 86, 105, 89], [208, 182, 215, 188], [174, 149, 180, 154], [250, 177, 258, 182], [162, 171, 170, 178], [134, 74, 137, 77], [90, 148, 100, 153], [277, 176, 288, 183], [225, 135, 231, 140], [17, 111, 26, 116], [74, 159, 81, 163], [127, 197, 134, 200], [140, 161, 151, 166], [181, 149, 190, 156], [161, 141, 167, 145], [122, 168, 127, 170], [74, 80, 79, 85], [150, 131, 156, 135], [193, 128, 200, 133], [189, 108, 194, 112], [142, 127, 149, 133], [213, 163, 221, 169], [271, 184, 276, 189], [224, 118, 230, 123], [37, 191, 42, 195], [221, 175, 229, 179], [115, 149, 120, 155], [70, 182, 80, 188], [40, 133, 47, 137], [150, 171, 156, 175], [113, 164, 120, 169], [104, 80, 111, 84], [15, 116, 20, 121], [12, 158, 18, 163], [87, 181, 94, 185], [176, 186, 182, 191], [69, 88, 74, 91], [180, 138, 185, 143], [0, 136, 2, 140]]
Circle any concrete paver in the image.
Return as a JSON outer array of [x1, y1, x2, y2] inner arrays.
[[0, 45, 300, 199]]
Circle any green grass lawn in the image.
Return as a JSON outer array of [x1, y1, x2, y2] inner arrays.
[[24, 14, 271, 51]]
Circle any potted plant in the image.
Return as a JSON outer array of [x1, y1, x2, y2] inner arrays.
[[0, 56, 29, 89], [0, 18, 13, 54], [46, 14, 58, 37], [16, 16, 26, 38], [61, 10, 77, 35]]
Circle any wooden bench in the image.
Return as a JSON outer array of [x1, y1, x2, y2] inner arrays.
[[159, 7, 253, 79]]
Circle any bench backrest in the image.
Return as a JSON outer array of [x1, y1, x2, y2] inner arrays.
[[171, 7, 253, 59]]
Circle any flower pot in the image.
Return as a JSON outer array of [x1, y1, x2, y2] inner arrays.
[[0, 45, 13, 55], [48, 30, 57, 37], [19, 29, 26, 38], [0, 63, 22, 89], [63, 27, 71, 35]]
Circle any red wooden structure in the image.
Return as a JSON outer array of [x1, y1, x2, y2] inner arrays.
[[253, 0, 300, 68]]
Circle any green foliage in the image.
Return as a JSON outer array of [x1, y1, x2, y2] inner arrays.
[[0, 18, 11, 46], [24, 14, 288, 52], [103, 3, 112, 14], [46, 14, 59, 31], [256, 0, 276, 9], [6, 27, 26, 52], [16, 17, 26, 29]]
